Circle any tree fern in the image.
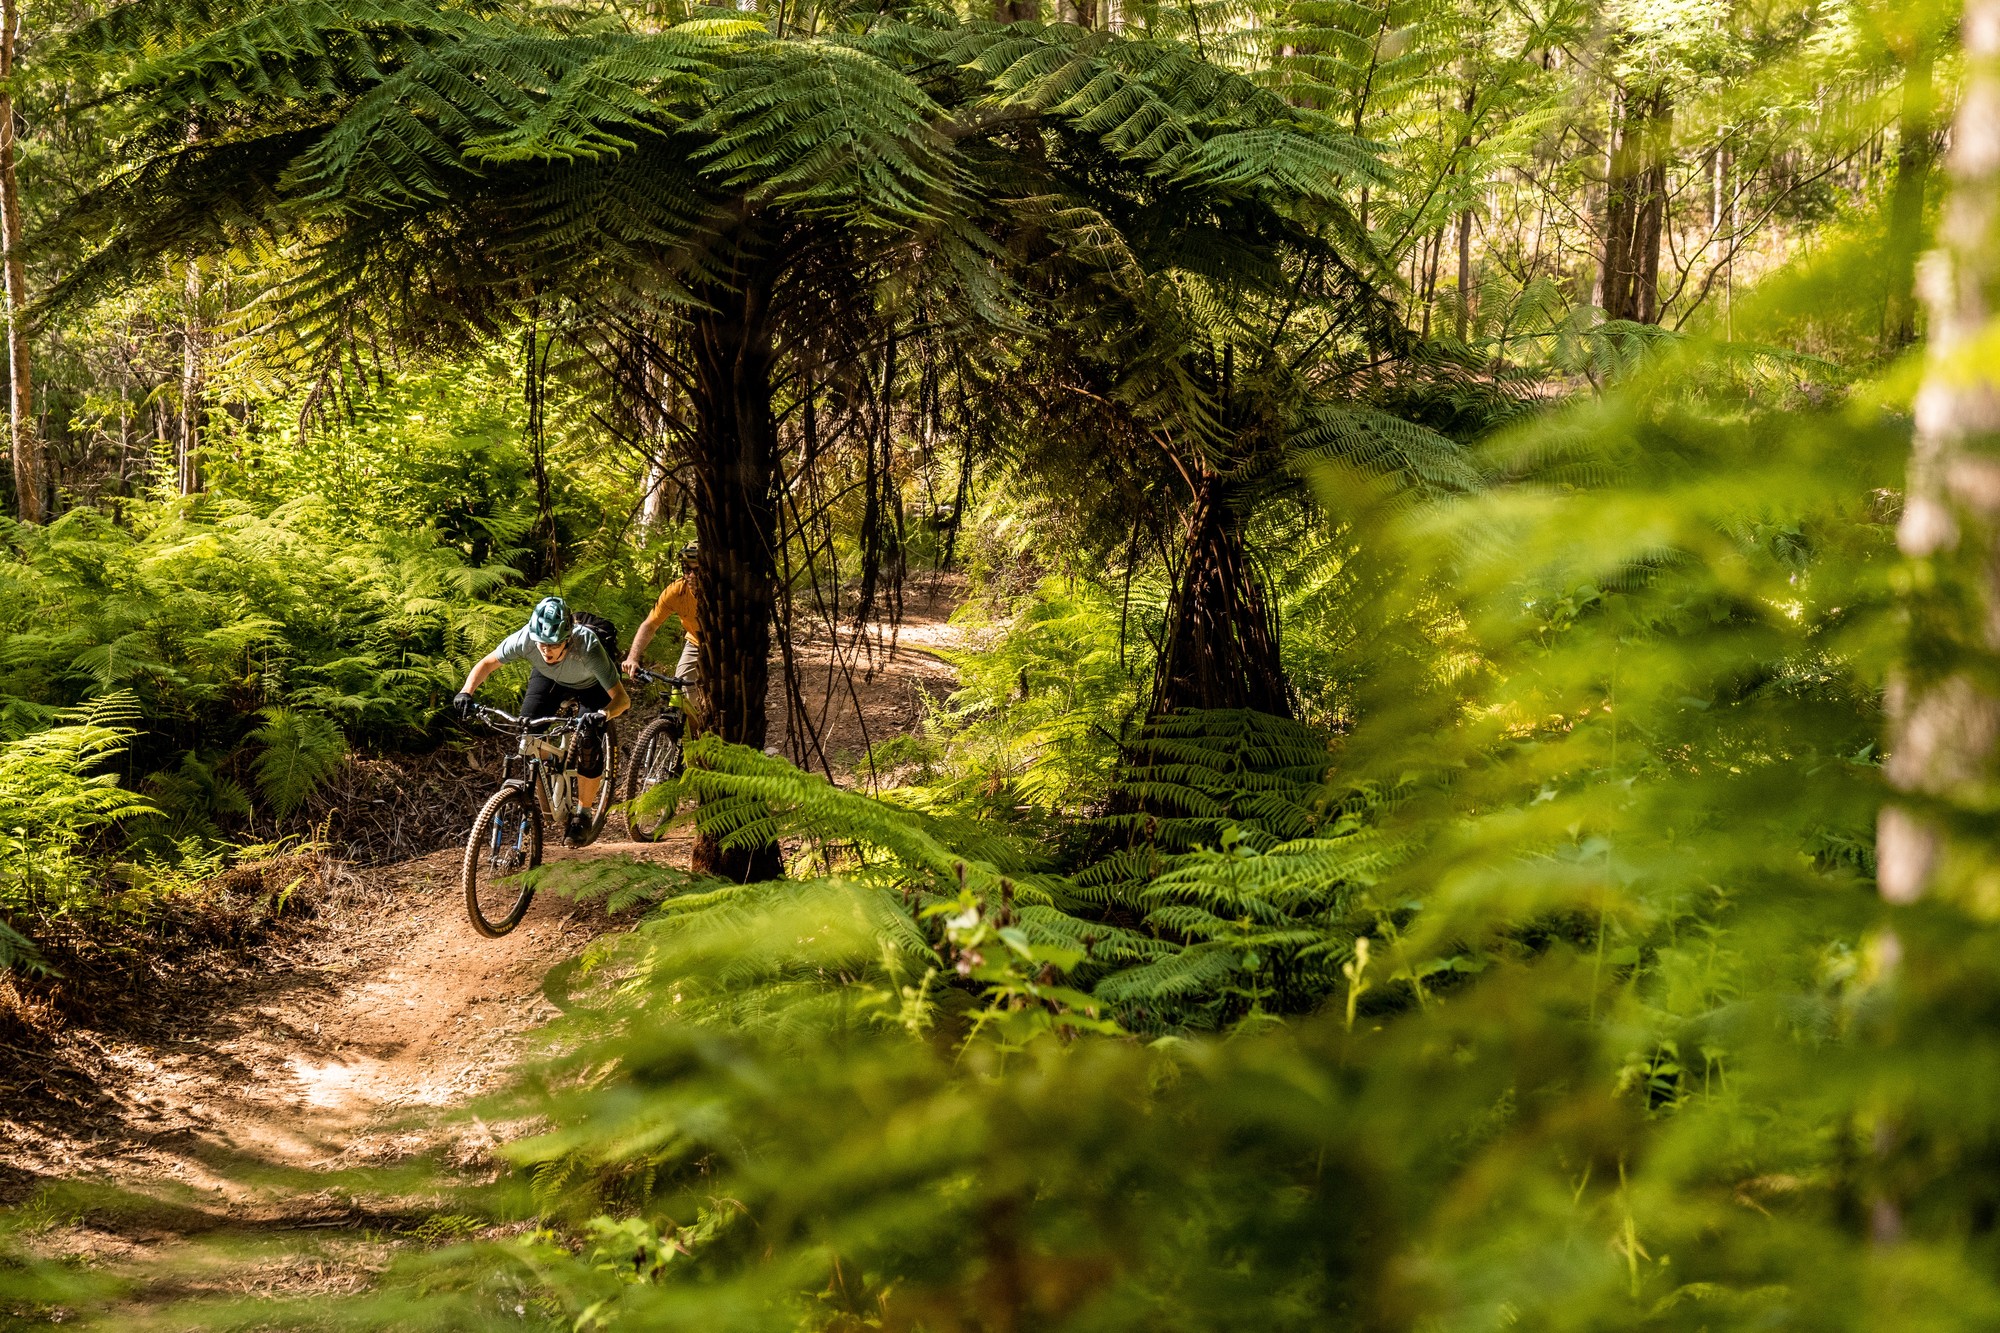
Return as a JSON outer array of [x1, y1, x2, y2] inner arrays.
[[1285, 402, 1481, 495]]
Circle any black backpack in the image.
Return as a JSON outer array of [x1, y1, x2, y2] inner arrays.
[[574, 611, 622, 663]]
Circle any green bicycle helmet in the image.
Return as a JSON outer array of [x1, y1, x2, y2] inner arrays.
[[526, 596, 574, 645]]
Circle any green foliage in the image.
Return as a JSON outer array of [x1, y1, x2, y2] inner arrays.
[[0, 693, 157, 968], [889, 577, 1160, 815], [210, 355, 539, 566], [0, 490, 529, 852], [248, 706, 347, 817], [8, 0, 1994, 1327], [153, 297, 1939, 1333]]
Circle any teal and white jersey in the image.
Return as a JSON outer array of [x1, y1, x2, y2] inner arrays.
[[495, 624, 619, 692]]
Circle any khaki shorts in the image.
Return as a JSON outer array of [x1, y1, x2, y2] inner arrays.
[[676, 637, 700, 684]]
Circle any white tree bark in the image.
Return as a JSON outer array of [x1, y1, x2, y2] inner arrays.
[[177, 258, 204, 497], [0, 0, 44, 522], [1879, 0, 2000, 903]]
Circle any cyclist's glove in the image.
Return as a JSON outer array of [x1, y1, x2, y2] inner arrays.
[[452, 691, 476, 719]]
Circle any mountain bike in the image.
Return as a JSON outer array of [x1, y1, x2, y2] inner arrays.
[[623, 667, 693, 842], [462, 703, 620, 937]]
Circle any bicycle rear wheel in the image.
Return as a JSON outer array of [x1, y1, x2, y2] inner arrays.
[[464, 784, 543, 937], [623, 717, 684, 842]]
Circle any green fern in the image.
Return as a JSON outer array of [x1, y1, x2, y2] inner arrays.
[[249, 706, 348, 817], [0, 693, 159, 968]]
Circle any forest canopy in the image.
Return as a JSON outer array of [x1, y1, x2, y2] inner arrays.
[[3, 0, 2000, 1327]]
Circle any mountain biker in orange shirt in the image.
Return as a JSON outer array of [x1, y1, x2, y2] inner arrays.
[[625, 541, 701, 689]]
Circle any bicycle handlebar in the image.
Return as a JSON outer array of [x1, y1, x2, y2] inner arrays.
[[628, 666, 693, 689], [472, 704, 606, 732]]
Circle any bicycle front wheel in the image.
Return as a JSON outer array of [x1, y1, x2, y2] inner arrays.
[[464, 784, 543, 937], [623, 717, 684, 842]]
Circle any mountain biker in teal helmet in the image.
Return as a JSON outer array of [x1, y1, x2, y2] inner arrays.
[[455, 596, 631, 840]]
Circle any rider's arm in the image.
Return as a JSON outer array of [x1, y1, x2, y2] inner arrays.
[[460, 651, 505, 697], [625, 597, 672, 672], [581, 636, 632, 718]]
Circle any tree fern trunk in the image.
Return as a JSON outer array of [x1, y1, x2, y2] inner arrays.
[[1150, 474, 1290, 719], [688, 266, 784, 882], [1879, 0, 2000, 903]]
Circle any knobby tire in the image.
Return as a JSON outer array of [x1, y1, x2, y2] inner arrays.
[[465, 784, 543, 937], [624, 717, 684, 843]]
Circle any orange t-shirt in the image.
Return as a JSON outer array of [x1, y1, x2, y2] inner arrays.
[[652, 578, 700, 645]]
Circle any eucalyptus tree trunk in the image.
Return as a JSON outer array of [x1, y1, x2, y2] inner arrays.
[[177, 259, 204, 496], [1149, 474, 1291, 720], [634, 328, 673, 540], [641, 455, 670, 535], [0, 0, 44, 523], [1878, 0, 2000, 904], [687, 265, 783, 883], [1601, 85, 1672, 324]]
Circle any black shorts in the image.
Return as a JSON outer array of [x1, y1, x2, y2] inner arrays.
[[522, 673, 611, 778]]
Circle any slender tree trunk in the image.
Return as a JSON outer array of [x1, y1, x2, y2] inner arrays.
[[1878, 0, 2000, 904], [1456, 205, 1473, 342], [0, 0, 44, 524], [941, 428, 974, 571], [687, 266, 783, 882], [177, 259, 204, 496], [854, 335, 896, 630], [1725, 144, 1737, 337], [1418, 228, 1442, 338], [523, 323, 559, 575], [1150, 474, 1290, 719], [1885, 32, 1938, 349], [1454, 82, 1475, 343]]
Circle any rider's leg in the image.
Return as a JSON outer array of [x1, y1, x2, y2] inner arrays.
[[520, 671, 559, 722], [521, 673, 594, 803], [572, 683, 613, 812], [675, 637, 701, 730]]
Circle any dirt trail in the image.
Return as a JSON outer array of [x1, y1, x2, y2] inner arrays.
[[0, 586, 965, 1247], [3, 839, 682, 1201]]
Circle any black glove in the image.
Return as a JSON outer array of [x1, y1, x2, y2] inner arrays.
[[452, 691, 476, 719]]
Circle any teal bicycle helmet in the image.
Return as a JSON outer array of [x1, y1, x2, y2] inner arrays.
[[526, 596, 574, 645]]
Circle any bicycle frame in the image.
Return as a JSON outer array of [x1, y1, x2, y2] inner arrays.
[[480, 706, 598, 823], [629, 668, 693, 739]]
